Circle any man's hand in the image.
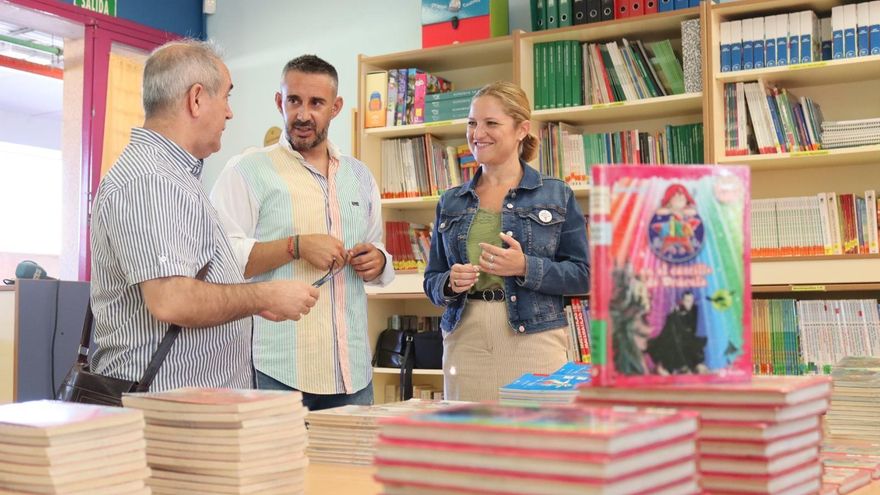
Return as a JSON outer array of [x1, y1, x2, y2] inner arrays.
[[299, 234, 348, 270], [348, 243, 386, 282], [259, 280, 319, 322]]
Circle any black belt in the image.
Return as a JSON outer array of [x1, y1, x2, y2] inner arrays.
[[466, 289, 505, 302]]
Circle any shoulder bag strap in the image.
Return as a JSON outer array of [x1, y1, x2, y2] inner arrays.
[[133, 263, 211, 392], [399, 332, 415, 401]]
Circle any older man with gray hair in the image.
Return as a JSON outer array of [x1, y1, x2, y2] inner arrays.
[[89, 40, 319, 391]]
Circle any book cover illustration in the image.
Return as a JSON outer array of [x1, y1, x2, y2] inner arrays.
[[501, 362, 592, 392], [589, 165, 751, 386]]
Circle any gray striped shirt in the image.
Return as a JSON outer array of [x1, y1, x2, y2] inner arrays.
[[89, 128, 253, 391]]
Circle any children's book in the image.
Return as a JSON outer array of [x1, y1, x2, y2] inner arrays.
[[378, 403, 698, 456], [500, 362, 592, 395], [588, 165, 751, 386], [121, 388, 302, 413], [0, 400, 143, 441]]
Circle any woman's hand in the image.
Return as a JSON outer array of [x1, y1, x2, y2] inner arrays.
[[478, 233, 527, 277], [447, 263, 480, 294]]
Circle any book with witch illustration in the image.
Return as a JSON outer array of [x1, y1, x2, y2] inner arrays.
[[588, 165, 751, 386]]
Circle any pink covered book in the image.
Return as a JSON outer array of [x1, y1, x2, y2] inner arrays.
[[588, 165, 752, 386]]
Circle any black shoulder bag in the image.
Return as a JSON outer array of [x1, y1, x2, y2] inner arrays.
[[55, 265, 209, 406]]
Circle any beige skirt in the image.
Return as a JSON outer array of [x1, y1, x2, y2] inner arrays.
[[442, 300, 569, 402]]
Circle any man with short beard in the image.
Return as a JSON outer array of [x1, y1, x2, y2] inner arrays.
[[211, 55, 393, 411]]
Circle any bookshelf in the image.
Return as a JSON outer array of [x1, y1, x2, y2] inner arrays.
[[357, 0, 880, 399], [705, 0, 880, 293]]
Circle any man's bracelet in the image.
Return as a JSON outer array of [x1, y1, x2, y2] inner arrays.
[[287, 235, 300, 260]]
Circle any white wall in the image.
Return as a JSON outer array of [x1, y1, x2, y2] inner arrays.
[[202, 0, 532, 193], [0, 108, 62, 150]]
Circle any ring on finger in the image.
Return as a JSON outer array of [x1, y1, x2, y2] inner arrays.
[[488, 254, 495, 263]]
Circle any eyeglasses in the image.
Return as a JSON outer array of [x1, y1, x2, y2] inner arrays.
[[312, 258, 345, 288]]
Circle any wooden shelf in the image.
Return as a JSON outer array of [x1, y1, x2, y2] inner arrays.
[[716, 145, 880, 170], [380, 180, 589, 211], [752, 283, 880, 294], [359, 36, 513, 72], [753, 254, 880, 263], [534, 93, 703, 125], [365, 119, 467, 140], [373, 367, 443, 376], [714, 55, 880, 88], [751, 256, 880, 286], [710, 0, 847, 17], [520, 7, 700, 43], [366, 273, 425, 299]]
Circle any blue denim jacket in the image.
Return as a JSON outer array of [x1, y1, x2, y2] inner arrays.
[[423, 162, 590, 335]]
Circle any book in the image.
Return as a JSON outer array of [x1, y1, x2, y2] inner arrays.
[[121, 388, 303, 413], [699, 429, 821, 458], [578, 375, 831, 406], [500, 361, 592, 405], [588, 165, 751, 386], [699, 415, 820, 441], [379, 403, 698, 456], [699, 446, 819, 475], [0, 400, 143, 441]]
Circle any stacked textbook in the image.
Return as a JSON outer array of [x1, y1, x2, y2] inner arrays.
[[578, 375, 832, 494], [826, 356, 880, 443], [499, 361, 591, 406], [373, 402, 700, 495], [306, 399, 462, 466], [821, 118, 880, 149], [0, 400, 150, 494], [122, 388, 307, 494]]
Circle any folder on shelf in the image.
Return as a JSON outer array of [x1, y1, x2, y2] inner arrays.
[[674, 0, 688, 11], [601, 0, 615, 20], [832, 6, 844, 59], [645, 0, 657, 15], [587, 0, 601, 22], [857, 2, 870, 56], [614, 0, 628, 18], [658, 0, 672, 13], [688, 0, 698, 7], [800, 11, 818, 63], [871, 1, 880, 55], [754, 16, 766, 68], [788, 12, 800, 65], [742, 18, 754, 70], [731, 20, 743, 71], [776, 13, 788, 66], [630, 0, 644, 17], [532, 0, 544, 30], [573, 0, 588, 24], [546, 0, 559, 29], [844, 4, 857, 58], [559, 0, 573, 26], [820, 17, 833, 60], [765, 15, 777, 67]]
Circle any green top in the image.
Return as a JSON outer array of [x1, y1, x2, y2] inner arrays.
[[467, 208, 504, 291]]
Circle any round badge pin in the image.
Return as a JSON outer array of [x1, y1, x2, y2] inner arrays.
[[538, 209, 552, 223]]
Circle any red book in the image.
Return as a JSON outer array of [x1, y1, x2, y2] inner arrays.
[[701, 460, 822, 494], [699, 446, 819, 475]]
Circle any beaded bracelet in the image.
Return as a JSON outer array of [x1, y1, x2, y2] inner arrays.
[[287, 235, 300, 260]]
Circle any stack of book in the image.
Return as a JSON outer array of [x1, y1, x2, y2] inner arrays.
[[499, 361, 591, 406], [0, 400, 150, 494], [121, 388, 307, 494], [826, 357, 880, 443], [306, 399, 461, 466], [374, 403, 700, 494], [821, 118, 880, 149], [578, 375, 832, 494], [821, 437, 880, 493]]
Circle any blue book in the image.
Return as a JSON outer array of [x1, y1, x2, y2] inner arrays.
[[858, 24, 870, 56], [821, 38, 833, 60], [500, 362, 592, 394], [731, 40, 742, 71], [800, 31, 813, 63], [658, 0, 673, 12], [720, 22, 732, 72], [674, 0, 688, 10], [789, 31, 800, 65], [743, 36, 754, 70], [754, 37, 765, 68], [833, 28, 844, 59], [872, 22, 880, 55], [766, 94, 787, 153], [766, 35, 777, 67], [777, 32, 788, 66], [845, 20, 857, 57]]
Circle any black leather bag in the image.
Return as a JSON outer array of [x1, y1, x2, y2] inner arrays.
[[56, 265, 208, 406], [373, 328, 407, 368], [413, 331, 443, 370]]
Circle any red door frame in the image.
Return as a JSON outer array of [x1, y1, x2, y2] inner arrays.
[[7, 0, 179, 279]]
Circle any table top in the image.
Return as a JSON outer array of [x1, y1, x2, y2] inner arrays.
[[305, 463, 880, 495]]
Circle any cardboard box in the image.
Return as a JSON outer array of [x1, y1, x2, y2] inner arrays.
[[421, 0, 509, 48]]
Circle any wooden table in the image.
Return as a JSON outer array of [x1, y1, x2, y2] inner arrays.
[[305, 463, 880, 495]]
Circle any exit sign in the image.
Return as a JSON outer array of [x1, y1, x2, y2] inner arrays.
[[74, 0, 117, 17]]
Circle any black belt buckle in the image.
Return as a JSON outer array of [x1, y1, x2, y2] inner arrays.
[[471, 289, 504, 302]]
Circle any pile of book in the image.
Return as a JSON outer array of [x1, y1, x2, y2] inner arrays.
[[306, 399, 460, 466], [821, 437, 880, 494], [0, 400, 150, 494], [826, 356, 880, 443], [424, 88, 478, 123], [121, 388, 307, 494], [374, 402, 700, 494], [821, 118, 880, 149], [363, 68, 453, 128], [499, 361, 591, 406], [578, 375, 832, 494]]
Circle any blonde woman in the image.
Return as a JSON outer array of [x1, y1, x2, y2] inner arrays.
[[423, 81, 590, 401]]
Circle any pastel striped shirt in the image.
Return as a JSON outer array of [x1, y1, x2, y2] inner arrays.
[[90, 128, 253, 391], [211, 138, 393, 395]]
